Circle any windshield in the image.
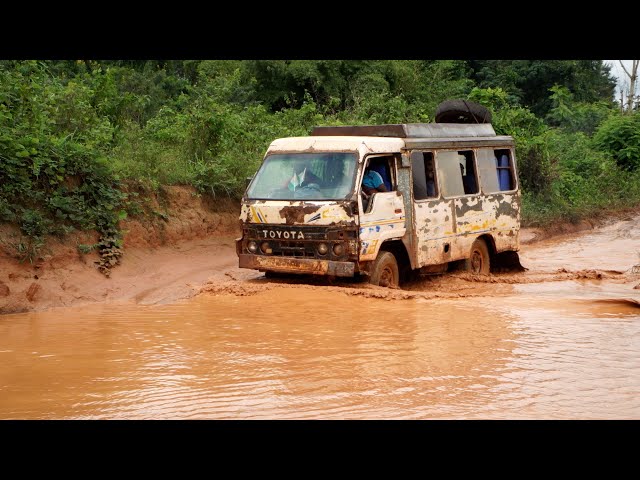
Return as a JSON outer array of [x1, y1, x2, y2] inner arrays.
[[246, 152, 358, 200]]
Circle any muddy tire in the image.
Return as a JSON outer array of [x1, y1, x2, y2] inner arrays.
[[370, 251, 399, 288], [465, 238, 490, 275], [435, 99, 492, 124]]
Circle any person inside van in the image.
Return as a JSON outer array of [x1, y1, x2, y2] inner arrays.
[[426, 169, 436, 197], [362, 166, 388, 195], [285, 157, 322, 191], [425, 158, 436, 197], [368, 157, 392, 191], [460, 163, 476, 194], [361, 164, 388, 210]]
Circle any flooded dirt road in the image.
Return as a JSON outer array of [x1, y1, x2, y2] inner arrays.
[[1, 215, 639, 419]]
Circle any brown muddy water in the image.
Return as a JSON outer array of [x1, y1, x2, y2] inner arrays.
[[1, 216, 639, 419]]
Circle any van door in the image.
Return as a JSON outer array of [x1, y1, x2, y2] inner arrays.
[[411, 151, 455, 267], [449, 149, 491, 258], [358, 155, 406, 262]]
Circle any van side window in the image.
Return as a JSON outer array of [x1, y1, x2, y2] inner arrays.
[[458, 150, 478, 194], [367, 156, 394, 191], [477, 148, 515, 193], [477, 148, 501, 193], [411, 151, 437, 200], [437, 150, 478, 197], [437, 151, 465, 197], [494, 149, 514, 191]]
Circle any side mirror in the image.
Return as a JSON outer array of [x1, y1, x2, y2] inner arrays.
[[245, 176, 253, 190]]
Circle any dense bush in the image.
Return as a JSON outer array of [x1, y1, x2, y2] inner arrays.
[[593, 113, 640, 171], [0, 61, 125, 269]]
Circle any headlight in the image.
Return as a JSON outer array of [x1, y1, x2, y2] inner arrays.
[[260, 242, 272, 254], [247, 241, 258, 253], [317, 243, 328, 255], [333, 243, 344, 256]]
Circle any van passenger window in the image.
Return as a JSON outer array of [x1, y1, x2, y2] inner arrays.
[[411, 151, 437, 200], [477, 148, 515, 192], [367, 156, 394, 191], [437, 151, 465, 197], [437, 150, 478, 197], [494, 149, 514, 191], [477, 148, 500, 193], [458, 150, 478, 194]]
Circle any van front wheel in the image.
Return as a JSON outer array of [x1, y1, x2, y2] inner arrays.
[[465, 238, 490, 275], [370, 251, 399, 288]]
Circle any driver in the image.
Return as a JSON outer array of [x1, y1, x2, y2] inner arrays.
[[285, 158, 322, 191]]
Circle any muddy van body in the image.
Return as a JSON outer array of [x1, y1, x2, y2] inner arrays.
[[236, 123, 520, 287]]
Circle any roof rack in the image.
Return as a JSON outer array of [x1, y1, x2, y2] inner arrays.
[[311, 123, 496, 138]]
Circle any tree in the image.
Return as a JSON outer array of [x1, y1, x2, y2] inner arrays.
[[546, 85, 613, 135], [466, 60, 616, 117], [618, 60, 639, 113]]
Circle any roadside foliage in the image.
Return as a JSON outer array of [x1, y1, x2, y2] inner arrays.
[[1, 60, 638, 271]]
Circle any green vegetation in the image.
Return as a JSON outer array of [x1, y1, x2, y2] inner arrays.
[[1, 60, 639, 270]]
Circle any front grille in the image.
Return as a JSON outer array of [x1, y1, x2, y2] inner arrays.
[[245, 224, 357, 241], [272, 241, 315, 258], [242, 224, 357, 259]]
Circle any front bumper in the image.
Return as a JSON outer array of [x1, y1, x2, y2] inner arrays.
[[238, 254, 355, 277]]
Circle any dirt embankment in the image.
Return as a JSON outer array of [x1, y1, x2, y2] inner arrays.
[[1, 189, 639, 315], [0, 186, 240, 314]]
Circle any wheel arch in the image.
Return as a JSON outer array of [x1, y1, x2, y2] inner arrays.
[[380, 239, 412, 281], [476, 233, 497, 257], [380, 239, 410, 269], [359, 239, 411, 278]]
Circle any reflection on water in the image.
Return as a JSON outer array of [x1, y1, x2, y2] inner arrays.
[[0, 287, 638, 419]]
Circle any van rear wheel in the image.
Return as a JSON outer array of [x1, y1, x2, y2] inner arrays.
[[370, 251, 399, 288], [465, 238, 490, 275]]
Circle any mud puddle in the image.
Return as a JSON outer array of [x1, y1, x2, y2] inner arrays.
[[0, 214, 639, 419]]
